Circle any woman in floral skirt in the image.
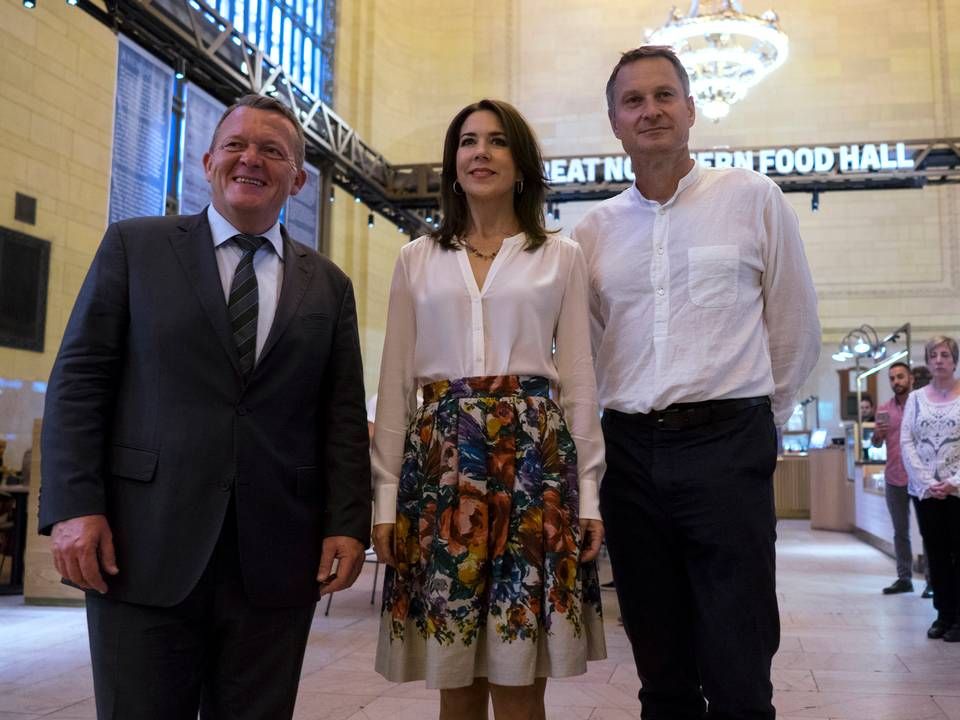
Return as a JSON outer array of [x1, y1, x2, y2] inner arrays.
[[370, 99, 606, 719]]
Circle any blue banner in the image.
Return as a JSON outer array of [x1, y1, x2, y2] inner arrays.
[[285, 162, 321, 251], [180, 83, 226, 216], [108, 36, 174, 223]]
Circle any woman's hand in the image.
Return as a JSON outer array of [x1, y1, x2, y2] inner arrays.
[[579, 518, 605, 564], [928, 481, 952, 500], [372, 523, 397, 568]]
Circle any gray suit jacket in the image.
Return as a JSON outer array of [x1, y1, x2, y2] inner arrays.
[[40, 211, 371, 607]]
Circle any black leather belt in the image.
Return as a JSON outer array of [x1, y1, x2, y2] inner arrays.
[[607, 396, 770, 431]]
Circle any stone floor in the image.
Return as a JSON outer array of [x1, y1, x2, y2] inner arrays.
[[1, 520, 958, 719]]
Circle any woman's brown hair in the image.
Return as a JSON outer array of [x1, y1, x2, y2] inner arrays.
[[431, 99, 551, 251]]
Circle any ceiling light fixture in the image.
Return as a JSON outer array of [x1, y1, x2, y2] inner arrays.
[[646, 0, 789, 122]]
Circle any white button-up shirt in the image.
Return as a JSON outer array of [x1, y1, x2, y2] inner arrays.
[[207, 204, 284, 361], [371, 234, 605, 523], [573, 163, 820, 426]]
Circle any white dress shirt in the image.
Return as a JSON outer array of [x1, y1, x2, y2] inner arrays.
[[371, 233, 605, 524], [573, 163, 820, 426], [207, 204, 284, 361]]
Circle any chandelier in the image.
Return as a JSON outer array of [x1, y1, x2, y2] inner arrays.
[[646, 1, 789, 122]]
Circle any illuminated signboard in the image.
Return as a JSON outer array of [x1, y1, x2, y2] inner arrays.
[[544, 142, 915, 184]]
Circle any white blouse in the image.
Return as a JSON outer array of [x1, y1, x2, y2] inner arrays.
[[371, 233, 605, 524], [900, 389, 960, 499]]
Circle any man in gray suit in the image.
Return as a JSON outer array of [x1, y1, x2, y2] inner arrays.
[[40, 94, 371, 719]]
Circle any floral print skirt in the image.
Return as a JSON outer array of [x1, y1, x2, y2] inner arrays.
[[375, 375, 606, 689]]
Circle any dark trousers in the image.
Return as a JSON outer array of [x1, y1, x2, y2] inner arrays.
[[600, 403, 780, 720], [914, 495, 960, 624], [86, 502, 317, 720]]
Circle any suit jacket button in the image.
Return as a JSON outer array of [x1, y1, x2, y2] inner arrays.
[[237, 405, 248, 416]]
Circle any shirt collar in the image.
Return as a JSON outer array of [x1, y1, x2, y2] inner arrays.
[[629, 160, 701, 210], [206, 204, 285, 259]]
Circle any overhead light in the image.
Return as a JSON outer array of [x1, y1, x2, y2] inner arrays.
[[834, 323, 912, 371], [367, 213, 374, 228], [23, 0, 36, 8], [66, 0, 79, 6], [647, 1, 789, 122], [849, 325, 880, 357], [425, 212, 433, 224], [174, 58, 186, 81], [328, 191, 335, 203], [354, 195, 361, 203], [811, 190, 820, 212]]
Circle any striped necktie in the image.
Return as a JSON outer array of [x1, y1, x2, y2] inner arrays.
[[228, 233, 268, 379]]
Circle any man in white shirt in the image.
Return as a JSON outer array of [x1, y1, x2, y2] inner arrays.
[[574, 46, 820, 720]]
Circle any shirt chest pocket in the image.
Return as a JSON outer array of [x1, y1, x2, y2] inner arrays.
[[687, 245, 739, 308]]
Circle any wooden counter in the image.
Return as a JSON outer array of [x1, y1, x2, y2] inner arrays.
[[808, 447, 854, 531], [774, 454, 810, 519]]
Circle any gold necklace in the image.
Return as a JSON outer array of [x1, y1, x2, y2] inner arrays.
[[462, 238, 501, 261]]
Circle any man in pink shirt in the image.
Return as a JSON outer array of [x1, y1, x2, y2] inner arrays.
[[872, 362, 927, 595]]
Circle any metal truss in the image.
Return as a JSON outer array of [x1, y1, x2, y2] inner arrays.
[[75, 0, 433, 234]]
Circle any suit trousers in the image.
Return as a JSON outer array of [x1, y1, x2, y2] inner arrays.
[[600, 403, 780, 720], [85, 499, 317, 720], [914, 495, 960, 623]]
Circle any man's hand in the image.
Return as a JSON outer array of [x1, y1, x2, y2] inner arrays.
[[372, 523, 396, 568], [580, 518, 605, 564], [316, 535, 365, 597], [50, 515, 119, 594], [928, 481, 952, 500], [872, 420, 888, 446]]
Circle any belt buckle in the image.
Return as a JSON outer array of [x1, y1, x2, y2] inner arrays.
[[657, 407, 681, 429]]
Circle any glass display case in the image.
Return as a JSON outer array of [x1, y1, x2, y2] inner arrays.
[[844, 421, 886, 495], [781, 431, 810, 454]]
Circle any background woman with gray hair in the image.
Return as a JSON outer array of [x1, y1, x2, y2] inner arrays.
[[901, 335, 960, 642]]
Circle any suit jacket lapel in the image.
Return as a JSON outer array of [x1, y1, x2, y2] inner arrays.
[[257, 227, 313, 368], [168, 213, 243, 377]]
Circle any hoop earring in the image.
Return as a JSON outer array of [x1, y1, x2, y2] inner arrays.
[[453, 181, 464, 195], [515, 179, 524, 194]]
